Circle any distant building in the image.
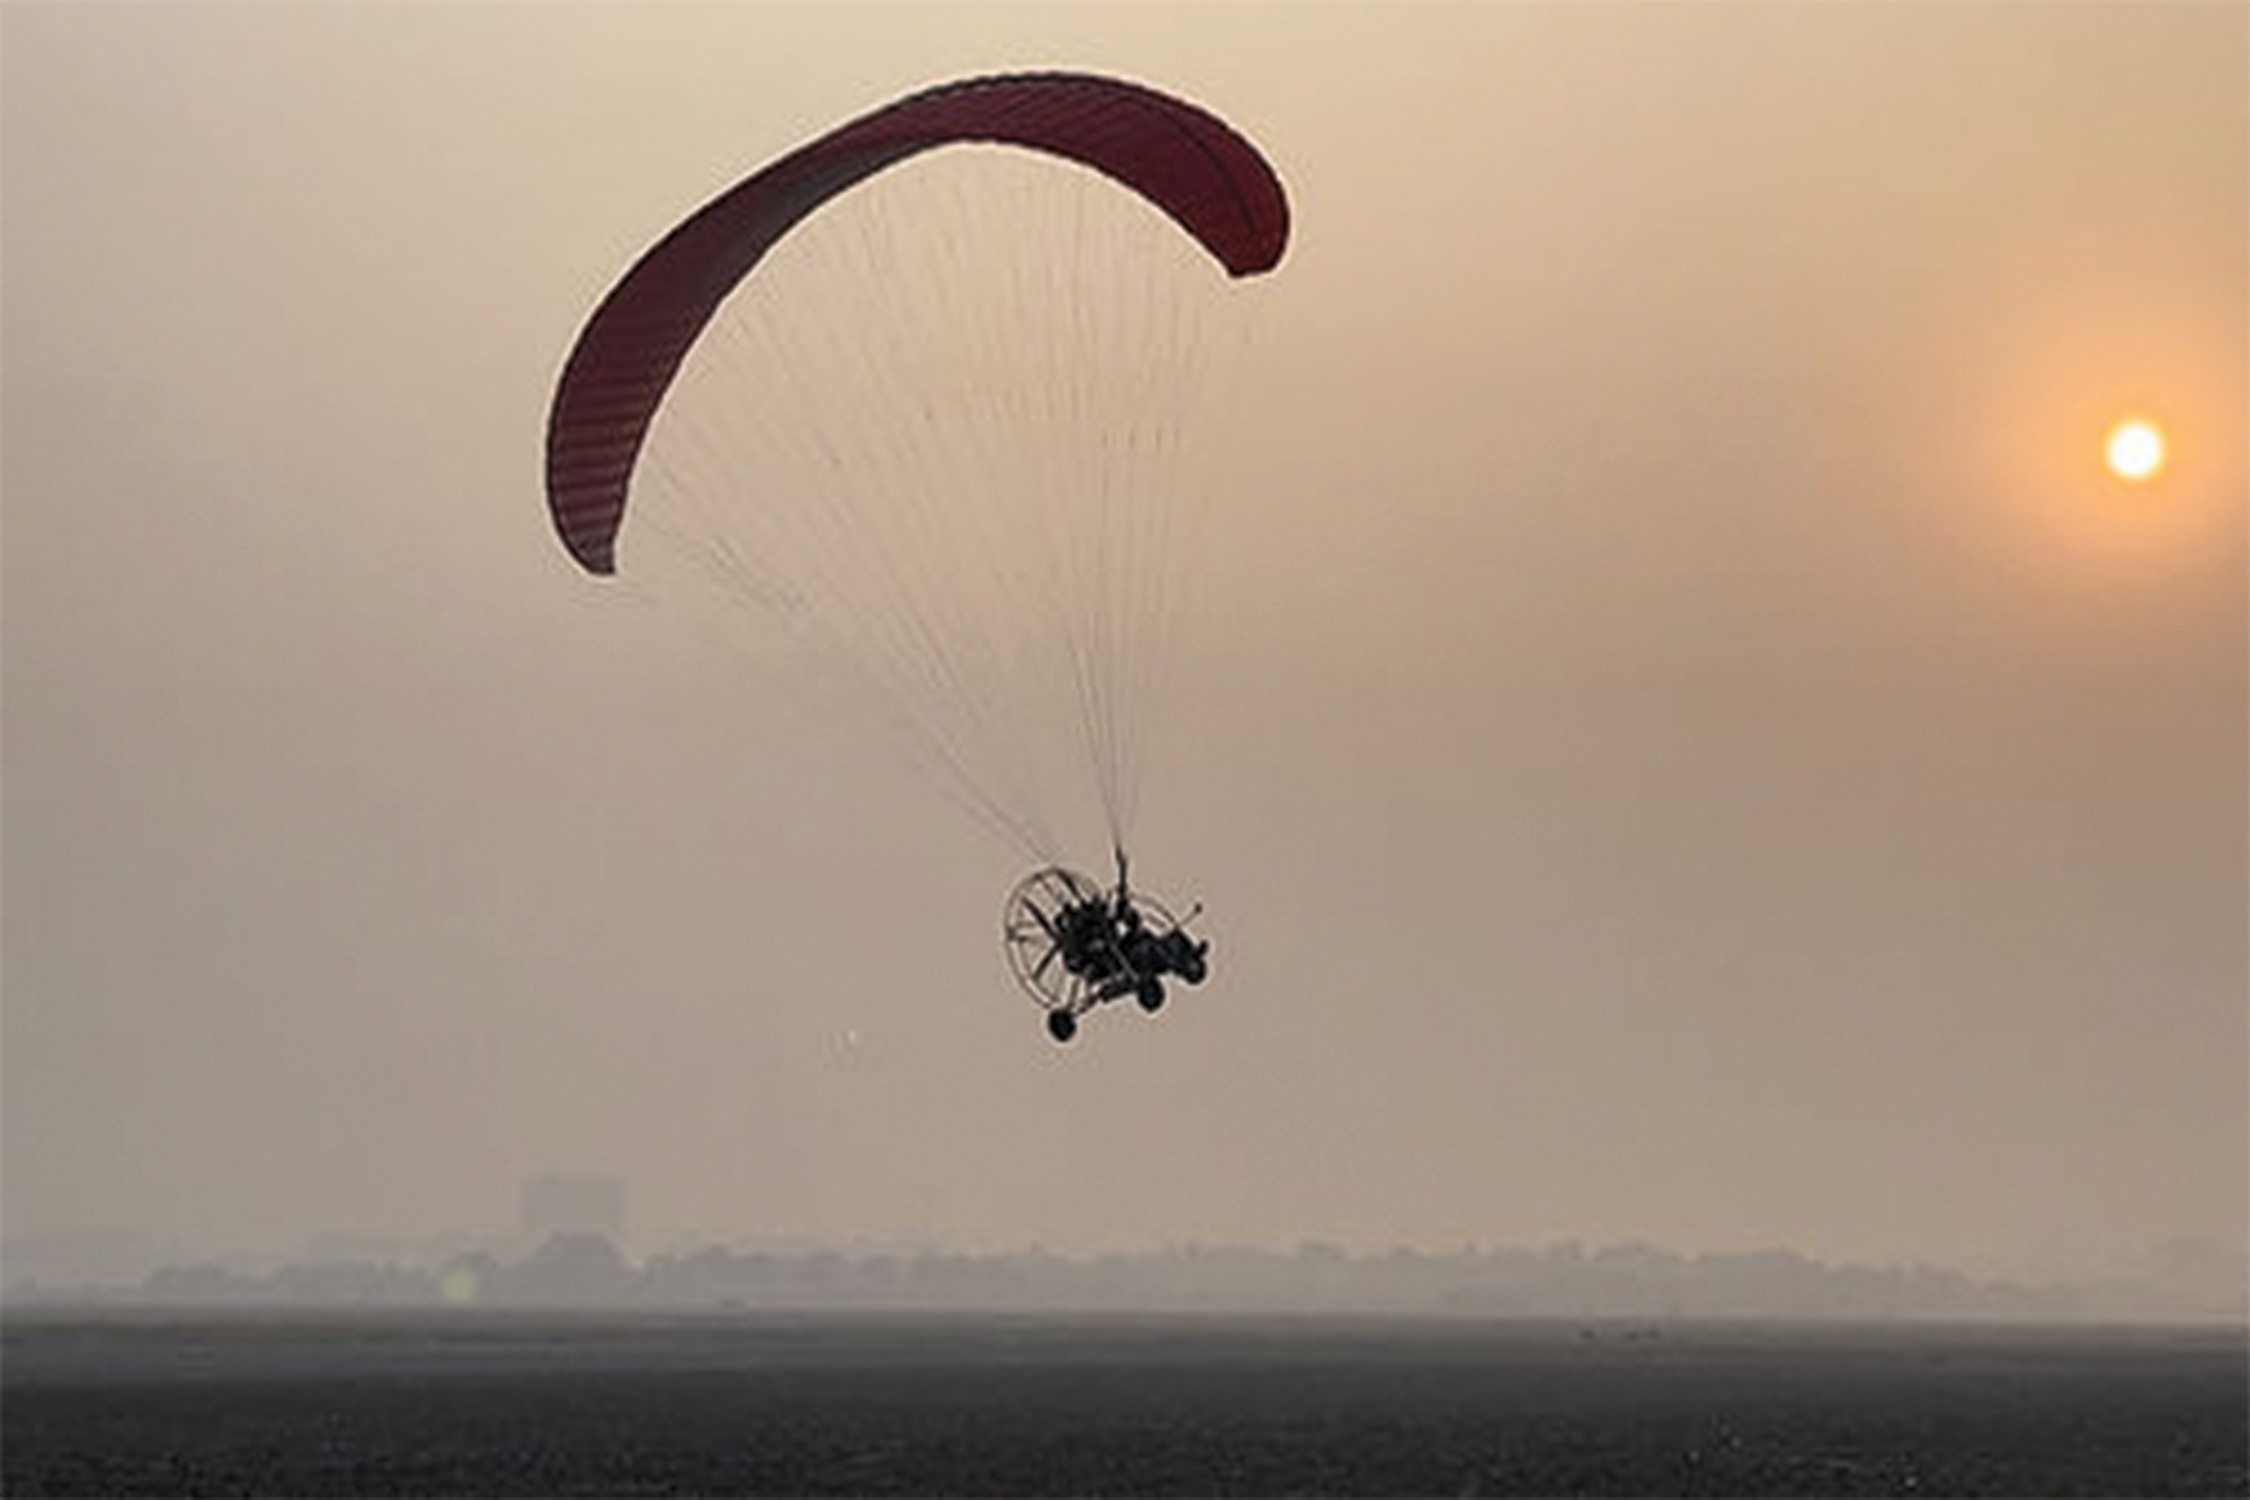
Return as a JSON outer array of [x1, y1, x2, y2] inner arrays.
[[519, 1174, 626, 1246]]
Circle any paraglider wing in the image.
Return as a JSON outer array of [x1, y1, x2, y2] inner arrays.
[[546, 70, 1292, 577]]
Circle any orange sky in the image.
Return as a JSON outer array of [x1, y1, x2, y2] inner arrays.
[[3, 1, 2243, 1290]]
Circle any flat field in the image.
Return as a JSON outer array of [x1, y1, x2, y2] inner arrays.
[[4, 1311, 2242, 1496]]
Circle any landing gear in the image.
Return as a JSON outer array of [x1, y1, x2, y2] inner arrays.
[[1002, 858, 1209, 1044]]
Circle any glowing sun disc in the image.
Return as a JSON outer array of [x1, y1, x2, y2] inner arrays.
[[2106, 418, 2167, 483]]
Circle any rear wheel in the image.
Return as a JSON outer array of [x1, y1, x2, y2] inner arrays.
[[1136, 977, 1166, 1013], [1046, 1008, 1079, 1044]]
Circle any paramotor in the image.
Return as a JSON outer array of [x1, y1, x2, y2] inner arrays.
[[543, 72, 1286, 1039]]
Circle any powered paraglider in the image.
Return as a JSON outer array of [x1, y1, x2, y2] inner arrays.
[[544, 72, 1287, 1040]]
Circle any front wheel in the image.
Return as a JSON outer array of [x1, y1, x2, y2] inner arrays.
[[1136, 977, 1166, 1013], [1046, 1008, 1079, 1044]]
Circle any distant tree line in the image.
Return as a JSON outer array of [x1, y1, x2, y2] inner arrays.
[[17, 1232, 2233, 1323]]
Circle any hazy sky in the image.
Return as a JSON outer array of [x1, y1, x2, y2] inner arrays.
[[4, 2, 2243, 1285]]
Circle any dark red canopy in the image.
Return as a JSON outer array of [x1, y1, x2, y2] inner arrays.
[[545, 71, 1291, 576]]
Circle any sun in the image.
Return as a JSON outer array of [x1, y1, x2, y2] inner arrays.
[[2105, 417, 2167, 483]]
